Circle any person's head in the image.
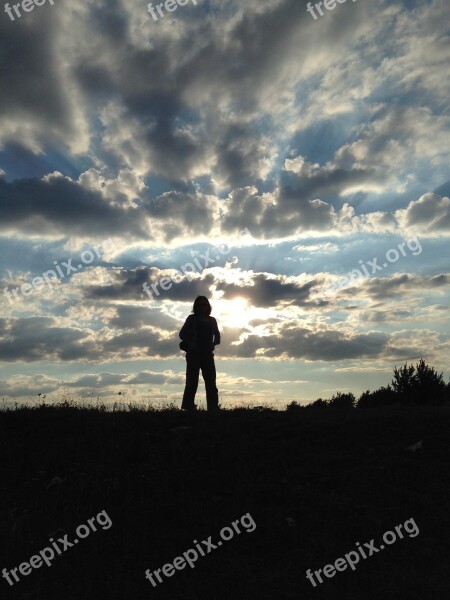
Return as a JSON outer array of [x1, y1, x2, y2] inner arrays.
[[192, 296, 211, 316]]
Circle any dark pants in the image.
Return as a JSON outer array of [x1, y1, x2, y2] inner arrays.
[[182, 351, 219, 411]]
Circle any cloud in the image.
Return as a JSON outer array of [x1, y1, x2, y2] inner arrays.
[[395, 193, 450, 235], [360, 273, 449, 301], [0, 316, 95, 362], [1, 0, 449, 403], [143, 190, 219, 242], [215, 272, 317, 307], [0, 5, 89, 154], [226, 324, 389, 361], [0, 173, 147, 238], [84, 265, 217, 301]]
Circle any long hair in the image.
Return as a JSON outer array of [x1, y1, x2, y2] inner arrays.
[[192, 296, 212, 316]]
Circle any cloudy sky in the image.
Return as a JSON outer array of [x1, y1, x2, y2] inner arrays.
[[0, 0, 449, 408]]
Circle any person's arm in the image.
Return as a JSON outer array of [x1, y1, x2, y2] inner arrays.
[[179, 315, 194, 345], [212, 317, 220, 346]]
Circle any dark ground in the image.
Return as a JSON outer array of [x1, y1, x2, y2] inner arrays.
[[0, 404, 449, 600]]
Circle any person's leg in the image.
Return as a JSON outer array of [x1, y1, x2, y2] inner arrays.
[[200, 352, 219, 411], [182, 352, 200, 410]]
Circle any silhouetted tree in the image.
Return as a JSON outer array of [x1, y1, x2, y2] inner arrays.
[[391, 358, 446, 405], [310, 398, 328, 408], [328, 392, 355, 408], [391, 362, 416, 403], [357, 384, 397, 408], [287, 359, 447, 412], [414, 358, 446, 405], [286, 401, 303, 412]]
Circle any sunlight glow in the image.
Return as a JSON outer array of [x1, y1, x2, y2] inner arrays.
[[214, 296, 250, 329]]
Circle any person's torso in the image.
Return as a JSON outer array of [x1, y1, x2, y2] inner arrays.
[[194, 316, 213, 349]]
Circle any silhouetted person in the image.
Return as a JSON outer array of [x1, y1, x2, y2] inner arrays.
[[179, 296, 220, 412]]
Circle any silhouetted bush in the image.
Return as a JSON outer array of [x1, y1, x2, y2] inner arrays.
[[303, 395, 355, 409]]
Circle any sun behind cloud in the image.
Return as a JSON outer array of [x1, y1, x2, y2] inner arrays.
[[214, 296, 250, 329]]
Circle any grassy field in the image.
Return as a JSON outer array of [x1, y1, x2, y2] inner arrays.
[[0, 403, 449, 599]]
